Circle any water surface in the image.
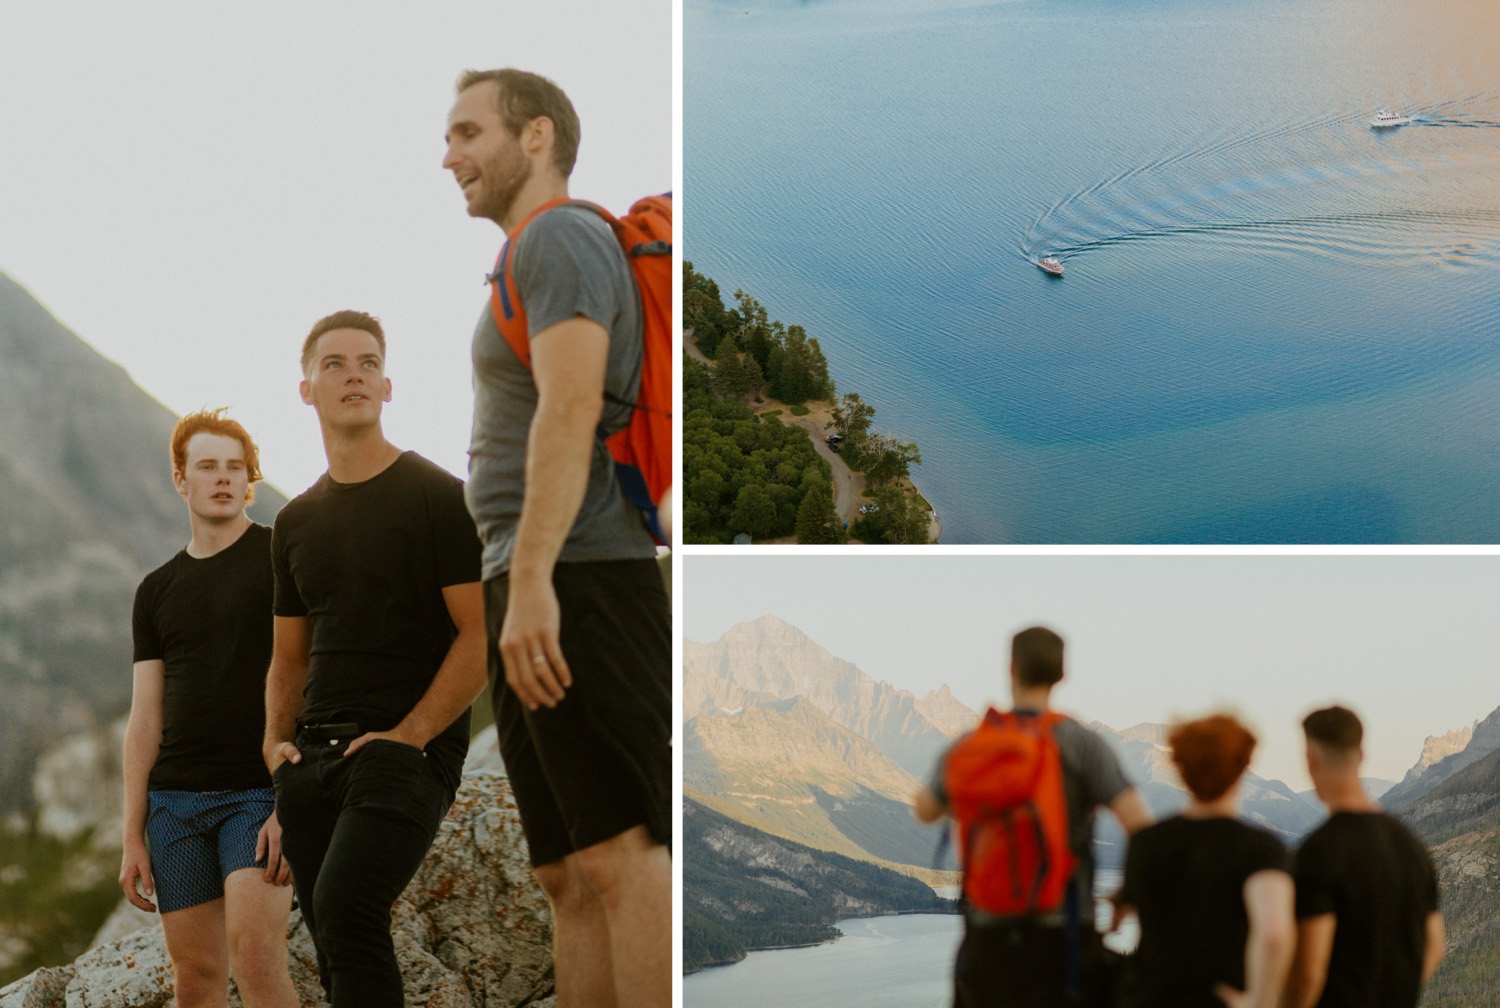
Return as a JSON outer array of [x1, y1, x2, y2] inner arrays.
[[686, 0, 1500, 542]]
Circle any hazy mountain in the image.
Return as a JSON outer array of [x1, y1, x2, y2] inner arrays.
[[0, 272, 285, 812], [684, 696, 947, 871], [684, 615, 973, 779], [1383, 707, 1500, 811], [682, 796, 956, 974]]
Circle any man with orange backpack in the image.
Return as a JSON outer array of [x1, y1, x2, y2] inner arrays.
[[915, 626, 1152, 1007], [442, 68, 670, 1007]]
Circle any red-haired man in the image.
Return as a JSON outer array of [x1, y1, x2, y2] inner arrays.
[[120, 409, 297, 1008]]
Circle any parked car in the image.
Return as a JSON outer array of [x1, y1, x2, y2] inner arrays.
[[825, 433, 845, 444], [858, 503, 880, 514]]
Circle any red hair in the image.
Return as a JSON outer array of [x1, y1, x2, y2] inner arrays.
[[170, 409, 263, 504], [1168, 715, 1256, 802]]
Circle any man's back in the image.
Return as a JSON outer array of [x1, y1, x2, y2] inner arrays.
[[1294, 810, 1438, 1008]]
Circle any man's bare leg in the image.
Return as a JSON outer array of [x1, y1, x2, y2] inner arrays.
[[574, 825, 671, 1008], [161, 899, 230, 1008], [535, 856, 617, 1008], [223, 868, 298, 1008]]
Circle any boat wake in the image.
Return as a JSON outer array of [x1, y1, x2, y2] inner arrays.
[[1021, 89, 1500, 271]]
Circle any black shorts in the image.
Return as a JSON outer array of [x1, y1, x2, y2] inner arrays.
[[485, 557, 671, 867]]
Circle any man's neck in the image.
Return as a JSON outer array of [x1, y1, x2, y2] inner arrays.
[[321, 424, 402, 484], [500, 176, 571, 236], [1318, 775, 1380, 814], [1011, 684, 1053, 712], [186, 511, 252, 559]]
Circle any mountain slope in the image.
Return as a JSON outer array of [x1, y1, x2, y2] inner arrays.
[[684, 696, 946, 870], [683, 796, 956, 974], [1402, 744, 1500, 1008]]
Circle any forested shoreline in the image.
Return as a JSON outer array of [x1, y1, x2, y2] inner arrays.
[[683, 262, 932, 544]]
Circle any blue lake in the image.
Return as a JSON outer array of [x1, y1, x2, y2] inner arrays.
[[685, 0, 1500, 543], [683, 876, 1133, 1006]]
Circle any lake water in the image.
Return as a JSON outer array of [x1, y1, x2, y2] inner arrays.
[[683, 876, 1133, 1006], [685, 0, 1500, 543]]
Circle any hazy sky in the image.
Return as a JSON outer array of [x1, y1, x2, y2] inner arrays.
[[0, 1, 671, 496], [684, 553, 1500, 785]]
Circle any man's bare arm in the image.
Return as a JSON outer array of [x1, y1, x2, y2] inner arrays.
[[119, 659, 165, 912], [1108, 787, 1153, 836], [1216, 869, 1295, 1008], [263, 615, 311, 772], [345, 581, 487, 755], [501, 315, 610, 712], [1422, 911, 1446, 983], [1283, 913, 1336, 1008]]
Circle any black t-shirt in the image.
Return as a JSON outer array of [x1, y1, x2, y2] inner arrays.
[[271, 451, 482, 791], [1294, 811, 1439, 1008], [1120, 816, 1291, 1007], [133, 522, 274, 792]]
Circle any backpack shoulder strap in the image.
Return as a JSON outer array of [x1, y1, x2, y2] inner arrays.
[[486, 196, 572, 368]]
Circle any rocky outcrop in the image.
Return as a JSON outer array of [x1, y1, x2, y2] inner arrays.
[[0, 768, 555, 1008], [1384, 706, 1500, 811]]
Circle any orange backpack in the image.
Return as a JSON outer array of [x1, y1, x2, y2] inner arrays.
[[487, 194, 672, 545], [943, 708, 1076, 915]]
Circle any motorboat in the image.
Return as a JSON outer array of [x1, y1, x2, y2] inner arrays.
[[1036, 256, 1064, 276], [1370, 109, 1411, 128]]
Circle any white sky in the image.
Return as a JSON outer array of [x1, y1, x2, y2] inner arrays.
[[683, 552, 1500, 786], [0, 0, 672, 497]]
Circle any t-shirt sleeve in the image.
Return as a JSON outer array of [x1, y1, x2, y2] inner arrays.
[[131, 577, 162, 663], [515, 209, 630, 339], [270, 519, 308, 618], [430, 474, 483, 589], [1293, 831, 1336, 919]]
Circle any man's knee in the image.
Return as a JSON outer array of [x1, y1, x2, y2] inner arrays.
[[571, 826, 668, 901], [533, 858, 592, 911]]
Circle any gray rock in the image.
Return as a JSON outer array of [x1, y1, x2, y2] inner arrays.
[[0, 770, 553, 1008]]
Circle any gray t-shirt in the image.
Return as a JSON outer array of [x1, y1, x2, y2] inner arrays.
[[466, 203, 657, 579], [931, 710, 1132, 913]]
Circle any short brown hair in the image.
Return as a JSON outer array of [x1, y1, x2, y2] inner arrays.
[[455, 68, 580, 178], [301, 310, 386, 376], [1169, 714, 1256, 803], [170, 408, 263, 504], [1303, 705, 1363, 754], [1012, 626, 1064, 687]]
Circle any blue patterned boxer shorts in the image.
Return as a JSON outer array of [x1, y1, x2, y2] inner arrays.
[[145, 788, 275, 913]]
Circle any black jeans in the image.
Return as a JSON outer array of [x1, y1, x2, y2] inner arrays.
[[274, 734, 452, 1008]]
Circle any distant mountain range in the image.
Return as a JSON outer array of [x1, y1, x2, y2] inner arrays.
[[683, 616, 1393, 869], [0, 271, 285, 814]]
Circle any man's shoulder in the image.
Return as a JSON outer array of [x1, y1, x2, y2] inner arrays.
[[136, 548, 188, 597], [516, 203, 624, 268], [395, 450, 464, 488]]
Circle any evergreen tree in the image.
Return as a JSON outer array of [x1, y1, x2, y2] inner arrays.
[[728, 483, 778, 541], [795, 479, 845, 544]]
